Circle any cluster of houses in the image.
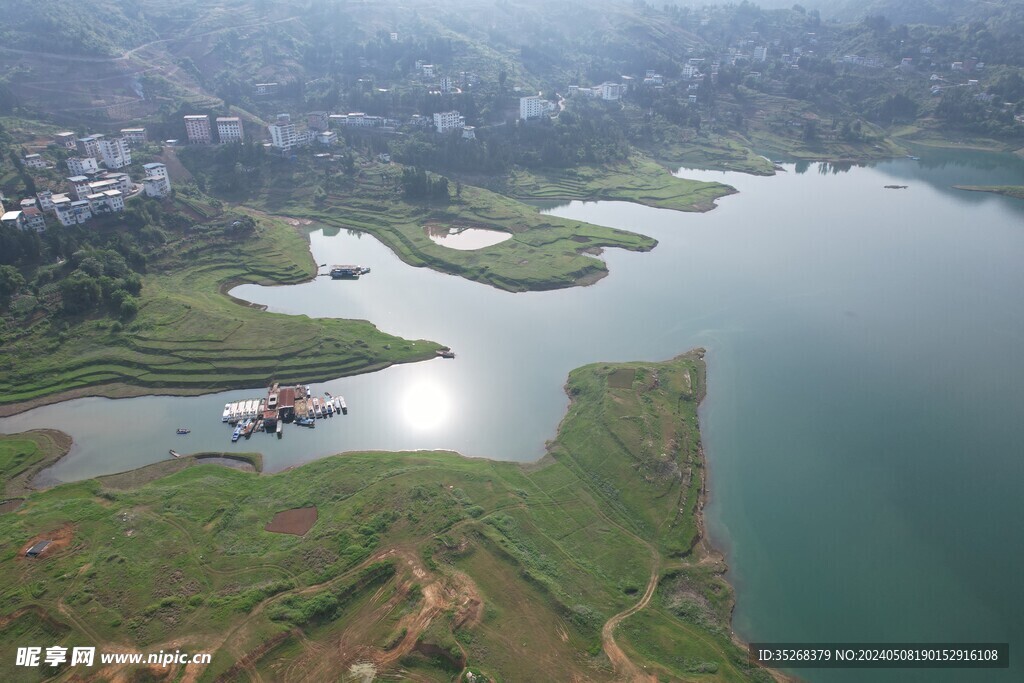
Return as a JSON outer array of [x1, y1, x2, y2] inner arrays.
[[1, 129, 173, 232]]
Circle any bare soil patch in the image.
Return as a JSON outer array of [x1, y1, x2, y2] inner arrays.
[[608, 368, 636, 389], [264, 506, 318, 536], [19, 523, 75, 560]]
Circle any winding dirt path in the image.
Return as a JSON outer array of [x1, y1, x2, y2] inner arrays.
[[600, 547, 659, 683]]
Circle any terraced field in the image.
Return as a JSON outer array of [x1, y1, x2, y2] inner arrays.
[[0, 207, 440, 413]]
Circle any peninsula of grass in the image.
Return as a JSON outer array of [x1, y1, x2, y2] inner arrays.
[[179, 149, 659, 292], [505, 154, 737, 211], [953, 185, 1024, 200], [0, 200, 441, 414], [0, 353, 771, 682]]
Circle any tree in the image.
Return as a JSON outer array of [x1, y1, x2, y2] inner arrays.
[[60, 273, 101, 315], [0, 264, 24, 303]]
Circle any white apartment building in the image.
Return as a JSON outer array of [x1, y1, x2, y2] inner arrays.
[[67, 157, 100, 175], [184, 115, 212, 144], [519, 95, 547, 120], [77, 135, 104, 158], [120, 128, 148, 145], [54, 132, 77, 149], [268, 116, 298, 152], [98, 137, 131, 169], [54, 199, 93, 226], [23, 154, 47, 169], [36, 190, 55, 213], [317, 131, 337, 146], [216, 117, 244, 143], [142, 162, 168, 180], [144, 174, 172, 198], [600, 82, 625, 100], [433, 110, 463, 134], [87, 190, 125, 215]]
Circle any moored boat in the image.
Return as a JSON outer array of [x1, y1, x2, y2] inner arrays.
[[326, 399, 334, 416], [231, 425, 242, 442], [176, 427, 190, 435], [313, 397, 323, 418], [169, 450, 182, 458], [276, 421, 283, 438], [338, 396, 347, 414], [222, 404, 231, 422]]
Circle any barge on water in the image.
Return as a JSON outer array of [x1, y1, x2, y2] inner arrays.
[[329, 265, 371, 279]]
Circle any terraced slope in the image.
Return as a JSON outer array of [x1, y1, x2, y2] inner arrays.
[[0, 209, 440, 413]]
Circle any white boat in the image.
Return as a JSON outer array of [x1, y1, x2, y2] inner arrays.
[[305, 385, 311, 398], [313, 397, 322, 418], [333, 397, 342, 413], [222, 403, 231, 422], [326, 400, 334, 416], [338, 396, 347, 414]]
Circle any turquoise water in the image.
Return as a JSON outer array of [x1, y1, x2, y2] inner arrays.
[[2, 150, 1023, 680]]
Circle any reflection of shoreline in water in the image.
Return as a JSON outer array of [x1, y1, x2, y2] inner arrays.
[[423, 224, 512, 250]]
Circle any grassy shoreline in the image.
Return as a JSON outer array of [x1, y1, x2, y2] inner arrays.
[[953, 184, 1024, 200], [0, 208, 442, 415], [0, 352, 771, 682], [505, 155, 737, 211]]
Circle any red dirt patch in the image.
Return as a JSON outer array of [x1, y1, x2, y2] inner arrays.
[[19, 523, 75, 560], [264, 507, 318, 536]]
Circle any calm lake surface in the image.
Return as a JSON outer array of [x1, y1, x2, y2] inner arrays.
[[4, 150, 1024, 681]]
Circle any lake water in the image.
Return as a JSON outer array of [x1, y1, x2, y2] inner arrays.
[[3, 150, 1023, 681], [423, 224, 512, 249]]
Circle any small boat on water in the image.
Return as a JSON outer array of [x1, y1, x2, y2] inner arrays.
[[276, 421, 283, 438], [169, 450, 182, 458], [326, 399, 334, 416], [338, 396, 347, 415], [231, 425, 243, 442], [305, 385, 312, 398], [333, 396, 342, 414], [222, 404, 231, 422], [313, 397, 323, 418], [176, 428, 191, 435], [296, 417, 315, 427]]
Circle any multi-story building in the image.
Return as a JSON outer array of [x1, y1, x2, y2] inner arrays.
[[21, 206, 46, 232], [67, 157, 100, 175], [120, 128, 148, 145], [317, 131, 338, 146], [54, 198, 92, 226], [142, 162, 168, 180], [268, 113, 298, 152], [599, 82, 625, 100], [268, 114, 312, 152], [68, 176, 93, 200], [87, 190, 125, 215], [433, 110, 463, 134], [98, 137, 131, 169], [307, 111, 329, 133], [144, 174, 172, 198], [216, 117, 244, 143], [20, 198, 37, 211], [462, 126, 476, 140], [23, 154, 47, 169], [36, 190, 56, 213], [97, 172, 132, 194], [54, 131, 77, 149], [519, 96, 548, 120], [439, 76, 454, 93], [253, 82, 278, 97], [77, 135, 104, 158], [1, 210, 26, 230], [184, 115, 212, 144]]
